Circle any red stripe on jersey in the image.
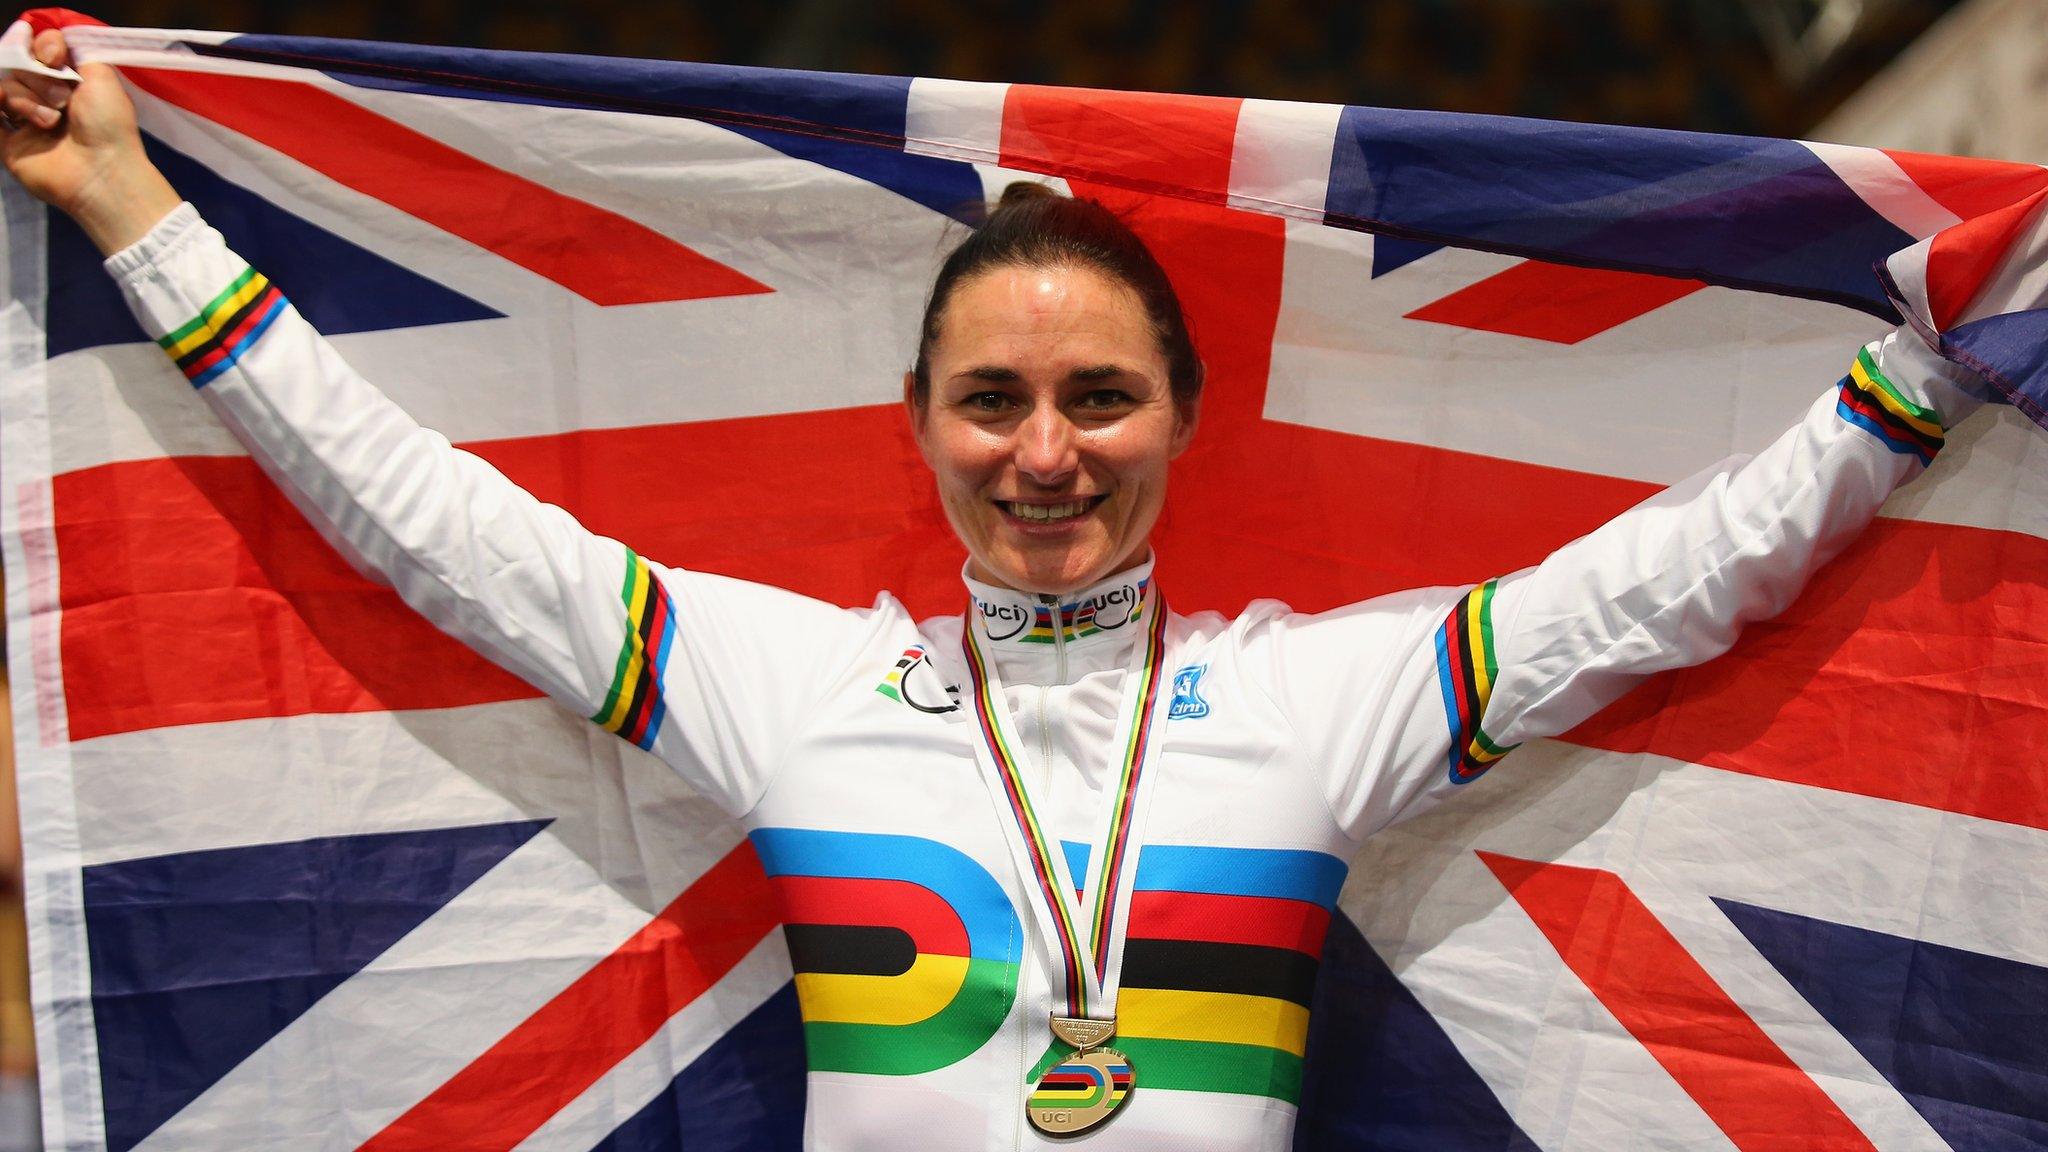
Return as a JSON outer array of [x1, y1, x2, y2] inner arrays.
[[124, 68, 771, 307], [360, 841, 778, 1152], [1126, 890, 1331, 957], [768, 875, 972, 959], [1480, 852, 1877, 1152]]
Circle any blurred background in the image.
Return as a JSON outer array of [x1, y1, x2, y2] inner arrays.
[[29, 0, 2041, 154], [0, 0, 2040, 1148]]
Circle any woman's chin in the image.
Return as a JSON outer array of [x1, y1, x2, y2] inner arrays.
[[978, 545, 1116, 598]]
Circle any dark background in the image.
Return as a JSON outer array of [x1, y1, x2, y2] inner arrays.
[[73, 0, 1962, 137]]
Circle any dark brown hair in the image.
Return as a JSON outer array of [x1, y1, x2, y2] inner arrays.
[[910, 182, 1202, 408]]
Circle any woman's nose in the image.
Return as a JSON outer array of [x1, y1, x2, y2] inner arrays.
[[1015, 405, 1079, 484]]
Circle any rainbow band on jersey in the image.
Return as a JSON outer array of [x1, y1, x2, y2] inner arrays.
[[1084, 601, 1171, 983], [1838, 345, 1945, 465], [960, 585, 1170, 1020], [157, 266, 288, 387], [592, 549, 677, 750], [1435, 578, 1515, 784]]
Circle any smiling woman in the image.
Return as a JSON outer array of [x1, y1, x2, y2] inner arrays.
[[906, 184, 1202, 595], [0, 24, 2004, 1152]]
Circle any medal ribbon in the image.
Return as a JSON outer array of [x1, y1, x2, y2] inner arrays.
[[961, 586, 1170, 1020]]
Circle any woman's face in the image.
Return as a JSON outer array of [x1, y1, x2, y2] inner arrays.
[[908, 263, 1197, 596]]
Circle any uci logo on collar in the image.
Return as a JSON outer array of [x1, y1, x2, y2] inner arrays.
[[1168, 663, 1210, 720]]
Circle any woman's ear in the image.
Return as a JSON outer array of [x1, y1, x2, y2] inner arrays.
[[903, 370, 930, 453], [1170, 366, 1203, 459]]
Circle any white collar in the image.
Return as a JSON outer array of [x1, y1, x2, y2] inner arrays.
[[962, 556, 1156, 654]]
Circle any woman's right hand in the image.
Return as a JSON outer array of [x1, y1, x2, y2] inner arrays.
[[3, 27, 180, 254]]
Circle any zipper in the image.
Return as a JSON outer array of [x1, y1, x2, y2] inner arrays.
[[1043, 592, 1069, 684]]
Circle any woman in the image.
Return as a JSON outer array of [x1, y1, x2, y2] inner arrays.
[[3, 30, 1988, 1150]]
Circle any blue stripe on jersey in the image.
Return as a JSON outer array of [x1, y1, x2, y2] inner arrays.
[[1133, 844, 1348, 909]]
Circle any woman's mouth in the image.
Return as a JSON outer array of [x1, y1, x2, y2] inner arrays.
[[999, 496, 1105, 523]]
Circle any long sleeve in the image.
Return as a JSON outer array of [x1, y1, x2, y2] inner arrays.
[[104, 203, 883, 816], [1243, 327, 1985, 841]]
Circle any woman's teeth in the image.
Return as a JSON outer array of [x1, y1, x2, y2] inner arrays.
[[1006, 499, 1093, 522]]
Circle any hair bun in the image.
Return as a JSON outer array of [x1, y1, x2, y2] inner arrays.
[[996, 180, 1062, 209]]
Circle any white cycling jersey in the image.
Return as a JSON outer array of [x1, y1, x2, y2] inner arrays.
[[106, 202, 1979, 1150]]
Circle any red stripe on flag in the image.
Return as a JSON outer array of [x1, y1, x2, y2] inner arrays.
[[123, 68, 771, 306], [1565, 516, 2048, 831], [1405, 259, 1706, 345], [56, 421, 2048, 833], [769, 874, 972, 958], [53, 455, 536, 740], [1881, 149, 2048, 225], [1479, 852, 1877, 1152], [1127, 890, 1331, 957], [1919, 189, 2048, 332], [358, 840, 779, 1152], [52, 406, 951, 741], [999, 85, 1242, 202]]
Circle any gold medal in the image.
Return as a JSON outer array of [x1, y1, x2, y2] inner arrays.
[[1028, 1017, 1134, 1137]]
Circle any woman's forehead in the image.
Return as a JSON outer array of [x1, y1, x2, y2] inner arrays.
[[933, 264, 1157, 361]]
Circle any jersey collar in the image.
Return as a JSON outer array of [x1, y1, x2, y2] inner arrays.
[[963, 557, 1155, 653]]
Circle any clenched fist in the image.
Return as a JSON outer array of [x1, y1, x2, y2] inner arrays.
[[3, 27, 179, 253]]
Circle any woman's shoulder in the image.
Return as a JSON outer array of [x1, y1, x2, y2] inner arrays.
[[1190, 586, 1470, 632], [646, 562, 923, 645]]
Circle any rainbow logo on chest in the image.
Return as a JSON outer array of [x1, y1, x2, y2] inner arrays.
[[1048, 841, 1346, 1105], [752, 828, 1021, 1076]]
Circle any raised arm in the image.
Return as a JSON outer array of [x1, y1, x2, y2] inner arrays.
[[5, 33, 881, 815], [1245, 326, 1984, 841]]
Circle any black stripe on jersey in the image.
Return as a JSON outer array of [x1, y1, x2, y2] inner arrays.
[[1121, 938, 1320, 1008], [783, 923, 917, 978]]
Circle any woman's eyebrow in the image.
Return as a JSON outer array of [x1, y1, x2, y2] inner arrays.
[[957, 365, 1021, 382], [1070, 364, 1131, 381], [950, 363, 1134, 383]]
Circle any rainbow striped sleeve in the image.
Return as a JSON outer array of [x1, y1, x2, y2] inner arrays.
[[590, 549, 678, 750], [1433, 579, 1516, 784], [1836, 345, 1945, 466], [156, 266, 290, 388]]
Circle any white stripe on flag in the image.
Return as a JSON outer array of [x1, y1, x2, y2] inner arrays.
[[69, 700, 737, 898], [1263, 221, 1883, 478], [1800, 141, 1963, 240], [1227, 98, 1345, 221], [905, 77, 1010, 167]]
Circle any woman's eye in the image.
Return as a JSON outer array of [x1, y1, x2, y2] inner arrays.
[[1078, 389, 1133, 410], [963, 391, 1013, 412]]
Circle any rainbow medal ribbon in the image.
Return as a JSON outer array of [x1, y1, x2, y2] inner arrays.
[[960, 585, 1171, 1138]]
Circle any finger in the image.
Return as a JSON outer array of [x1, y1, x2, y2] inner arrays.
[[2, 82, 60, 130], [32, 29, 69, 71], [16, 72, 71, 111]]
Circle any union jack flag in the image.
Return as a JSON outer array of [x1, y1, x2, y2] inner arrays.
[[2, 9, 2045, 1151]]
